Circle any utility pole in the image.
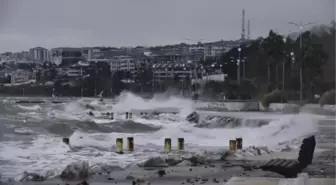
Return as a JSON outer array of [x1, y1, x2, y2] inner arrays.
[[288, 21, 314, 101], [81, 68, 83, 97], [152, 64, 155, 94], [94, 68, 97, 96]]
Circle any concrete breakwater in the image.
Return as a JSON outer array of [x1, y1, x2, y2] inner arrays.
[[194, 101, 260, 112], [194, 101, 336, 114]]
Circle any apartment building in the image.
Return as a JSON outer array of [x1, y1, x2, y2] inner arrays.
[[10, 70, 36, 84], [29, 47, 49, 61], [50, 47, 83, 67], [151, 62, 204, 82], [108, 56, 136, 71]]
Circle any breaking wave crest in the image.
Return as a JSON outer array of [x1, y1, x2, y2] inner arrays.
[[0, 92, 323, 182]]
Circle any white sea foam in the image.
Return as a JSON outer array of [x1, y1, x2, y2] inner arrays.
[[0, 92, 327, 181], [16, 104, 42, 111]]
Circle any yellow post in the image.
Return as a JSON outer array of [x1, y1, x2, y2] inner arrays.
[[110, 112, 114, 120], [116, 138, 123, 154], [177, 138, 184, 151], [229, 140, 237, 153], [127, 137, 134, 152], [236, 137, 243, 150], [164, 138, 171, 153]]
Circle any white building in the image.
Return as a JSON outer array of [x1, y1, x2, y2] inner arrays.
[[189, 45, 204, 55], [151, 62, 204, 82], [50, 47, 83, 66], [29, 47, 49, 61], [10, 70, 35, 84], [108, 56, 136, 71], [81, 47, 94, 61], [58, 68, 83, 77], [204, 45, 227, 58]]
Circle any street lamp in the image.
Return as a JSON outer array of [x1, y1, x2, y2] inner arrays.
[[290, 52, 295, 63], [241, 57, 247, 79], [237, 47, 242, 84], [288, 21, 315, 101]]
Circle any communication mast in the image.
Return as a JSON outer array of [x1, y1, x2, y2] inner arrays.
[[247, 19, 250, 40], [241, 9, 246, 40]]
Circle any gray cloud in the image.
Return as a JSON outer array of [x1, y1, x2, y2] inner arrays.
[[0, 0, 334, 52]]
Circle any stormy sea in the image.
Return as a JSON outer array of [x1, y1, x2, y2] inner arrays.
[[0, 92, 334, 183]]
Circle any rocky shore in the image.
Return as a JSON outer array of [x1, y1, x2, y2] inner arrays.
[[2, 148, 334, 185]]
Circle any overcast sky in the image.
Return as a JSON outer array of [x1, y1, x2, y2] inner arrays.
[[0, 0, 334, 52]]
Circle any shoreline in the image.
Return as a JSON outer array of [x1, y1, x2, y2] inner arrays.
[[3, 149, 335, 185]]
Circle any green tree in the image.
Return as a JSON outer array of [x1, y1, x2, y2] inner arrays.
[[300, 31, 328, 98], [261, 30, 286, 91], [135, 62, 153, 92]]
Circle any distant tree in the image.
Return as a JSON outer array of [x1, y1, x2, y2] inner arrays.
[[135, 63, 153, 92], [299, 31, 328, 98], [261, 30, 286, 91], [111, 70, 124, 95]]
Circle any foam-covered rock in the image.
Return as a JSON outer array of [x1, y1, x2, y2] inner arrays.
[[89, 163, 123, 174], [186, 111, 200, 123], [177, 160, 193, 166], [20, 172, 45, 182], [195, 116, 236, 128], [142, 157, 168, 167], [165, 156, 182, 166], [60, 161, 89, 181], [235, 146, 272, 157], [182, 154, 207, 166]]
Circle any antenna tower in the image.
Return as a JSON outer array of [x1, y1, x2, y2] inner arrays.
[[247, 20, 250, 40], [241, 9, 246, 40]]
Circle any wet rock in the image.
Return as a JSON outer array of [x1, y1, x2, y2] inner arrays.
[[143, 157, 168, 167], [135, 177, 151, 185], [195, 116, 237, 128], [60, 161, 89, 181], [186, 178, 194, 183], [20, 171, 45, 182], [186, 111, 199, 123], [76, 181, 89, 185], [177, 160, 192, 166], [90, 164, 123, 174], [183, 154, 206, 166], [213, 178, 220, 183], [165, 157, 182, 166], [157, 170, 166, 177], [220, 151, 231, 160], [126, 174, 135, 180]]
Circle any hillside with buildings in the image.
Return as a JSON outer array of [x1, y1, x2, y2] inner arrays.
[[0, 22, 334, 101], [0, 39, 240, 97]]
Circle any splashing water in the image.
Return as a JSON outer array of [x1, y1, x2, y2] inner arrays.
[[0, 92, 323, 181]]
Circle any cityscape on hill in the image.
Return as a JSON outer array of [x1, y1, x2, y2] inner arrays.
[[0, 1, 336, 184], [0, 38, 245, 97], [0, 8, 334, 104]]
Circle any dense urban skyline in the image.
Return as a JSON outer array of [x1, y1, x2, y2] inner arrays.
[[0, 0, 334, 52]]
